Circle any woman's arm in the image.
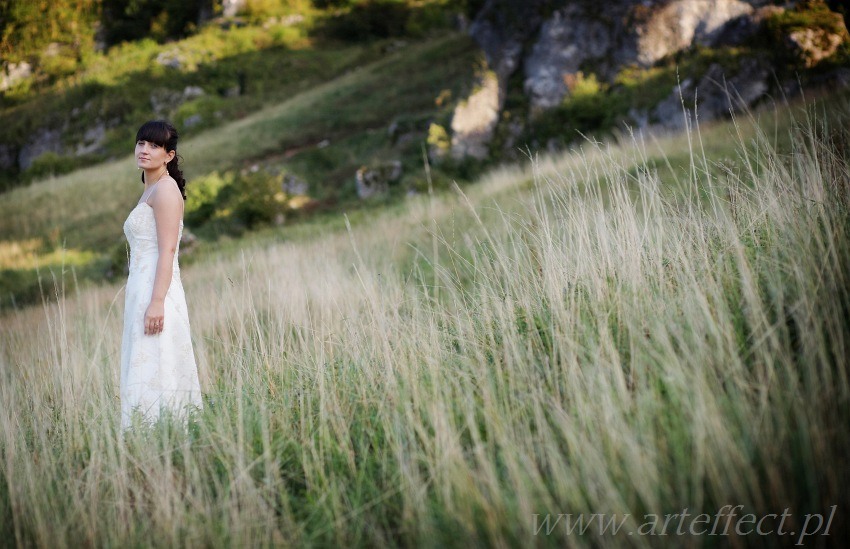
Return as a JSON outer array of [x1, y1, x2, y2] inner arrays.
[[144, 179, 184, 336]]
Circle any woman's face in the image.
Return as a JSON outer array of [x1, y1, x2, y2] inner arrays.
[[135, 139, 173, 171]]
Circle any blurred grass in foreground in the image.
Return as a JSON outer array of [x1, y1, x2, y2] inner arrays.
[[0, 95, 848, 546]]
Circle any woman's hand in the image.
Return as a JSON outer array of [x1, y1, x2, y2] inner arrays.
[[144, 299, 165, 335]]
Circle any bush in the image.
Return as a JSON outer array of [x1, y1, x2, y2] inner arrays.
[[100, 0, 209, 45], [25, 152, 89, 180], [226, 170, 288, 228], [313, 1, 412, 41], [185, 170, 233, 226], [185, 169, 293, 234]]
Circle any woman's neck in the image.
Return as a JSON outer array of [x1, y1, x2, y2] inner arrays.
[[143, 166, 168, 187]]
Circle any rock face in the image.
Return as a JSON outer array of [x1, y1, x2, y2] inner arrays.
[[221, 0, 246, 18], [651, 56, 770, 130], [469, 0, 548, 82], [453, 0, 849, 157], [18, 128, 63, 170], [633, 0, 755, 65], [450, 70, 502, 160], [523, 4, 613, 110], [75, 122, 106, 156], [522, 0, 762, 110]]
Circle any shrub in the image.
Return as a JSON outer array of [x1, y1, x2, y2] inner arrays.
[[185, 170, 233, 227], [25, 152, 88, 180], [226, 170, 288, 228], [313, 1, 412, 41]]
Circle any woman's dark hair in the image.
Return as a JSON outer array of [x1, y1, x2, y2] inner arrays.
[[136, 120, 187, 200]]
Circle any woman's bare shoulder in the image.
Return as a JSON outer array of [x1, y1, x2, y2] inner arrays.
[[150, 176, 183, 211]]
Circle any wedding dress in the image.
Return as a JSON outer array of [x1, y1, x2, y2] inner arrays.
[[120, 199, 203, 430]]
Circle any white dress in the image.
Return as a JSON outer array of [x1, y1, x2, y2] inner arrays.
[[120, 200, 203, 430]]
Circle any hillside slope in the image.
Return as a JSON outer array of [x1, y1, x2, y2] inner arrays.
[[0, 31, 480, 308], [1, 88, 848, 545]]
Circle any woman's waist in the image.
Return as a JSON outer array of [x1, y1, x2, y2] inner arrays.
[[128, 255, 181, 272]]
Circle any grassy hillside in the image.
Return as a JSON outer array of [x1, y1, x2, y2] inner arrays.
[[3, 0, 850, 311], [0, 31, 481, 309], [1, 91, 848, 545]]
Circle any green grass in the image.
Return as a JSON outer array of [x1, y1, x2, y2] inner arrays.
[[1, 93, 848, 546]]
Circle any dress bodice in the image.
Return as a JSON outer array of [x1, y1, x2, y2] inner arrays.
[[123, 202, 183, 273]]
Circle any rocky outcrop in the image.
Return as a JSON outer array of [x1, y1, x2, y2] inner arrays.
[[18, 128, 63, 170], [452, 0, 850, 157], [75, 122, 107, 156], [221, 0, 247, 18], [468, 0, 548, 82], [522, 0, 765, 110], [523, 5, 614, 110], [633, 0, 755, 66], [450, 70, 502, 160], [650, 56, 770, 130]]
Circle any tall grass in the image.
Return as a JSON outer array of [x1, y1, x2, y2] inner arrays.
[[1, 97, 848, 547]]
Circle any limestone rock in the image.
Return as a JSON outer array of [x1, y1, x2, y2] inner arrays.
[[450, 70, 502, 160], [634, 0, 755, 66], [523, 5, 613, 110], [183, 86, 205, 100], [221, 0, 246, 18], [356, 161, 402, 199], [75, 122, 107, 156], [786, 26, 846, 68], [469, 0, 547, 81], [652, 57, 769, 130], [1, 61, 32, 92]]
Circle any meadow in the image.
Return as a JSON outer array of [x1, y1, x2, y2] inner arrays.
[[1, 90, 849, 546]]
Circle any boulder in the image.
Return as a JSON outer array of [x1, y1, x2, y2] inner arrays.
[[450, 70, 502, 160], [155, 50, 184, 70], [1, 61, 32, 92], [355, 161, 402, 199], [282, 173, 309, 195], [786, 26, 846, 68], [221, 0, 246, 18], [182, 86, 205, 100]]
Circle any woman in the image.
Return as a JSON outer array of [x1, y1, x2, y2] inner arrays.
[[121, 120, 203, 431]]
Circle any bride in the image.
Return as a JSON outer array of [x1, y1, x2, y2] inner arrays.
[[120, 120, 203, 431]]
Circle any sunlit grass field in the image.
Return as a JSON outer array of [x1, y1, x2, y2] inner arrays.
[[1, 92, 849, 546]]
